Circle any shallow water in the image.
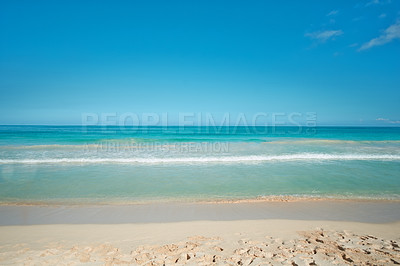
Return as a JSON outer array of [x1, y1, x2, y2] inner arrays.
[[0, 126, 399, 203]]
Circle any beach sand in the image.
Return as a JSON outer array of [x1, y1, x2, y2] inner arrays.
[[1, 201, 400, 265]]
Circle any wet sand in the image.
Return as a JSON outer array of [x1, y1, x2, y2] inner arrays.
[[1, 199, 400, 225]]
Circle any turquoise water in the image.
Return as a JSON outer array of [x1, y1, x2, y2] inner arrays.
[[0, 126, 400, 203]]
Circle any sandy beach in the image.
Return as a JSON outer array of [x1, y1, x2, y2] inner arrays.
[[1, 200, 400, 265], [1, 220, 400, 265]]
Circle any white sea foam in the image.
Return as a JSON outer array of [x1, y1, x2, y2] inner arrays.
[[1, 153, 400, 164]]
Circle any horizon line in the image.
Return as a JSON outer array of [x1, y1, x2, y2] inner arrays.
[[0, 124, 399, 127]]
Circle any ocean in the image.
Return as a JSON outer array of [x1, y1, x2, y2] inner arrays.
[[0, 126, 400, 204]]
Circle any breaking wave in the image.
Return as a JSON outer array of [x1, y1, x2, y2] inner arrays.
[[1, 153, 400, 164]]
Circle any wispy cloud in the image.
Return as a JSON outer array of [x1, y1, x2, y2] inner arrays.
[[365, 0, 391, 7], [379, 13, 387, 18], [366, 0, 380, 6], [376, 118, 400, 124], [353, 16, 364, 22], [305, 30, 343, 42], [359, 20, 400, 51], [327, 10, 339, 16]]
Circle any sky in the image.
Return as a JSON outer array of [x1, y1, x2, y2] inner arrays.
[[0, 0, 399, 126]]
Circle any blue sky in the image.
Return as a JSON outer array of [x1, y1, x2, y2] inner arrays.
[[0, 0, 399, 125]]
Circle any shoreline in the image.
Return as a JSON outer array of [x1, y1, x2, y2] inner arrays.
[[1, 195, 400, 207], [1, 199, 400, 225]]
